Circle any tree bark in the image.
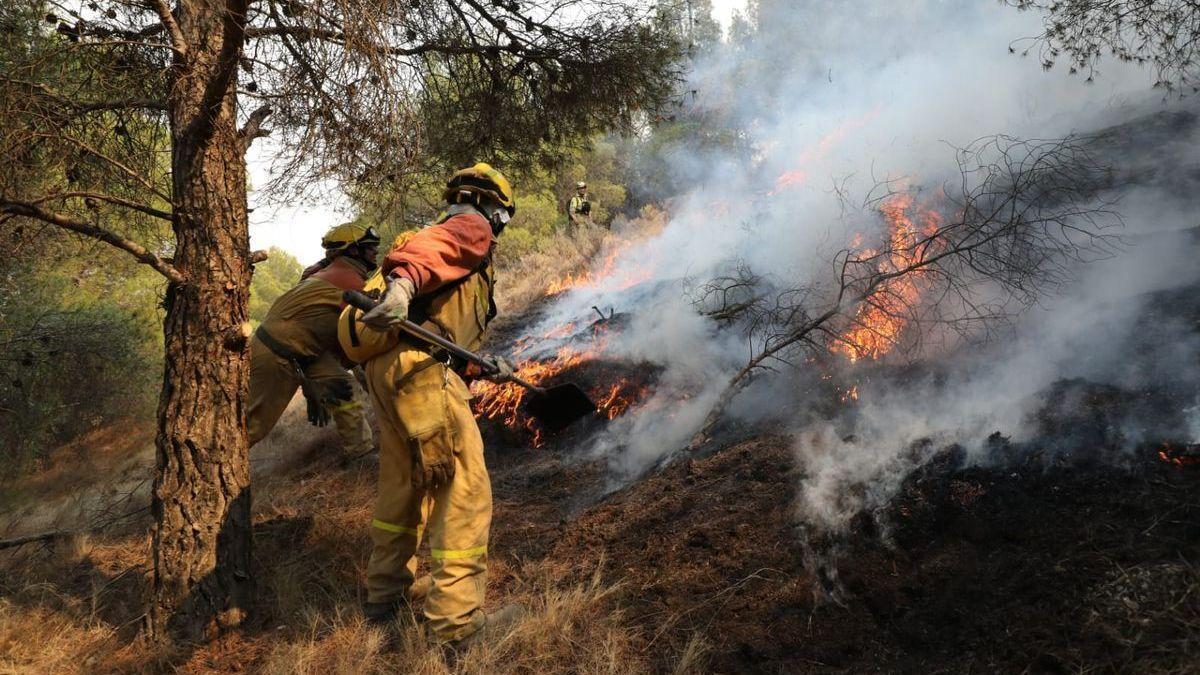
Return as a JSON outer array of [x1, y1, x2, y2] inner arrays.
[[150, 0, 253, 643]]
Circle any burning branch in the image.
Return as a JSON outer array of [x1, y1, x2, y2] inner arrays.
[[688, 135, 1122, 448]]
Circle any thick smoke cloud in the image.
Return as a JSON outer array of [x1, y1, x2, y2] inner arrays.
[[527, 1, 1200, 527]]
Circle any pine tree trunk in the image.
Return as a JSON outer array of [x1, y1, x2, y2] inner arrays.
[[150, 0, 253, 642]]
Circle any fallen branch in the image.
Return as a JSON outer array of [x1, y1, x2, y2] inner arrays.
[[0, 529, 70, 550]]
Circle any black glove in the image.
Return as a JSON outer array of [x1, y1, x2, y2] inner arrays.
[[322, 377, 354, 403], [299, 373, 332, 427]]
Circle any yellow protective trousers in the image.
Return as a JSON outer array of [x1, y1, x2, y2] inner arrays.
[[247, 335, 373, 454], [364, 345, 492, 642]]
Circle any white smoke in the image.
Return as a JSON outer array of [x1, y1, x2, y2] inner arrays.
[[522, 2, 1200, 525]]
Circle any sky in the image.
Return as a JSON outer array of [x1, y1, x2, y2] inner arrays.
[[246, 0, 751, 265], [708, 0, 747, 30]]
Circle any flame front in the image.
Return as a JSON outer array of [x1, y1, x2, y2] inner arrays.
[[546, 241, 652, 296], [1157, 443, 1200, 467], [832, 193, 941, 363], [471, 328, 650, 445]]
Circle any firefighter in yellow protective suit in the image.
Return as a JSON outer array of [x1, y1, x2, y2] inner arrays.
[[247, 224, 380, 456], [338, 163, 522, 645], [567, 180, 595, 228]]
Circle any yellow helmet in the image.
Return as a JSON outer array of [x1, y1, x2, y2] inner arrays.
[[321, 223, 381, 253], [443, 162, 515, 215]]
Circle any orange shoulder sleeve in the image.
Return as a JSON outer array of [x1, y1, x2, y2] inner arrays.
[[382, 213, 493, 295]]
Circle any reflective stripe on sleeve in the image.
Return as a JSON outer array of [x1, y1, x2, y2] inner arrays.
[[329, 400, 363, 412], [430, 545, 488, 559], [371, 518, 420, 535]]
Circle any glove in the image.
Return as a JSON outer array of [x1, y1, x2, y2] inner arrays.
[[482, 355, 516, 383], [477, 355, 516, 381], [299, 374, 331, 427], [361, 277, 416, 330], [322, 377, 354, 403], [412, 442, 456, 491]]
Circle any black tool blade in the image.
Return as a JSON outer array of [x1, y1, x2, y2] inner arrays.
[[523, 383, 597, 432]]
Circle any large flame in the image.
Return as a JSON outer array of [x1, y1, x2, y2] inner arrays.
[[832, 193, 941, 362], [471, 323, 650, 445], [471, 345, 588, 446]]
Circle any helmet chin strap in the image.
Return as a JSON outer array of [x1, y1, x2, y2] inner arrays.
[[469, 197, 510, 235]]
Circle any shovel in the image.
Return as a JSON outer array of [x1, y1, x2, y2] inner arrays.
[[343, 290, 597, 431]]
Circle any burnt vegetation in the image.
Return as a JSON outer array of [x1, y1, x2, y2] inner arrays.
[[688, 134, 1123, 445]]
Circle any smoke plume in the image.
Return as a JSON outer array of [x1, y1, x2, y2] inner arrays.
[[525, 1, 1200, 530]]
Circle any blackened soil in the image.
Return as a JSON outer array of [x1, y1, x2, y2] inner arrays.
[[493, 435, 1200, 674]]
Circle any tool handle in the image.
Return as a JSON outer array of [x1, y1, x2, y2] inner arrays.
[[343, 290, 545, 394]]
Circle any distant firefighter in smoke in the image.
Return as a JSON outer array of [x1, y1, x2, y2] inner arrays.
[[339, 163, 523, 646]]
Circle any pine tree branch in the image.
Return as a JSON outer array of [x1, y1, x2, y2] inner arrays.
[[149, 0, 190, 58], [0, 199, 185, 284], [238, 104, 273, 151], [27, 191, 173, 221]]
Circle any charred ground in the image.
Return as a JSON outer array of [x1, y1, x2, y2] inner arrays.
[[488, 411, 1199, 674]]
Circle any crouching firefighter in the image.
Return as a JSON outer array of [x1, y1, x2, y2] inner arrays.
[[337, 163, 522, 646], [247, 224, 379, 457]]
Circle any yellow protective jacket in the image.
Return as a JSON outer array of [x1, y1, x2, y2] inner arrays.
[[339, 217, 497, 365], [258, 255, 372, 361], [569, 194, 592, 215]]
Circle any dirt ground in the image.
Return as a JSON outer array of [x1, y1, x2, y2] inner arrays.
[[488, 430, 1200, 674]]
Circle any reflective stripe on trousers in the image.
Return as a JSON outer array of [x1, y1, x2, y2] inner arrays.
[[364, 346, 492, 643]]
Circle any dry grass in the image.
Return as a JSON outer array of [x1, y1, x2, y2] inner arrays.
[[0, 208, 710, 673], [253, 562, 708, 675], [0, 497, 709, 674], [0, 598, 123, 674], [492, 224, 610, 320]]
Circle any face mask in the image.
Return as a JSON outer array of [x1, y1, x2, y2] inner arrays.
[[489, 207, 511, 235]]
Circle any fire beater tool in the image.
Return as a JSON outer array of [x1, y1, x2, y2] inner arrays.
[[343, 290, 597, 431]]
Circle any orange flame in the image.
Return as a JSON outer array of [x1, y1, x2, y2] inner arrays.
[[832, 193, 940, 363], [1158, 444, 1200, 467], [767, 108, 881, 197], [545, 240, 653, 296], [471, 330, 651, 445]]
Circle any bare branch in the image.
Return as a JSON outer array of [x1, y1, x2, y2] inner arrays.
[[238, 104, 273, 151], [1, 199, 184, 284], [77, 98, 169, 113], [0, 530, 70, 551], [149, 0, 189, 58]]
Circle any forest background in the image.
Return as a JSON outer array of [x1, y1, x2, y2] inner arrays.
[[0, 0, 731, 481]]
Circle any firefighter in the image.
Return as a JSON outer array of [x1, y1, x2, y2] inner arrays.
[[339, 163, 522, 646], [247, 224, 379, 457], [567, 180, 595, 228]]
